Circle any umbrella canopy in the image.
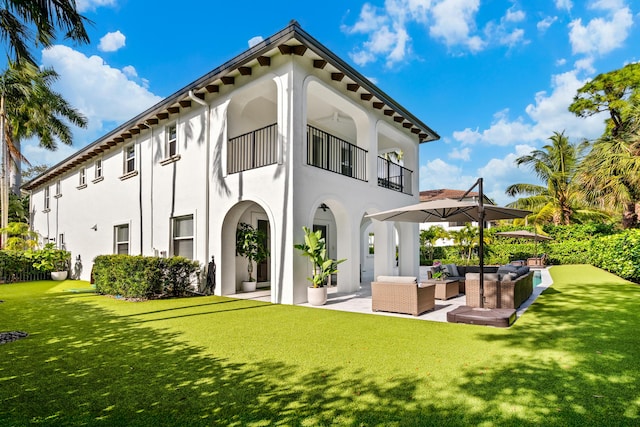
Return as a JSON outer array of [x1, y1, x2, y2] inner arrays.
[[366, 178, 531, 308], [494, 230, 552, 240], [495, 230, 552, 258], [367, 198, 531, 223]]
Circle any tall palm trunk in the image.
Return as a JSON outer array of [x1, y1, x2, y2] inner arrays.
[[0, 94, 8, 245], [622, 201, 639, 229]]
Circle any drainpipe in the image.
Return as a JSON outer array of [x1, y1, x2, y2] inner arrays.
[[188, 90, 211, 274], [147, 125, 154, 254]]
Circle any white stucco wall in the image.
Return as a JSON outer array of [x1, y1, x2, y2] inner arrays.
[[28, 52, 426, 305]]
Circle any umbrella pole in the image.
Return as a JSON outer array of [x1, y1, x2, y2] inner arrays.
[[463, 177, 485, 308], [478, 178, 485, 309]]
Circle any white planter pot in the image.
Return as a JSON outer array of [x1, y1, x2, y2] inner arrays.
[[242, 281, 257, 292], [51, 271, 68, 281], [307, 286, 328, 306]]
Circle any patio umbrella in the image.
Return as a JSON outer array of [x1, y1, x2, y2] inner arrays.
[[495, 230, 552, 258], [367, 178, 531, 308]]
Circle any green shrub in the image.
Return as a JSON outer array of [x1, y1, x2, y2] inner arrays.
[[590, 229, 640, 283], [0, 250, 47, 282], [93, 255, 200, 299]]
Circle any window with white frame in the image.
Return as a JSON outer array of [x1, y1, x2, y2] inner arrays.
[[124, 145, 136, 174], [58, 233, 65, 250], [44, 186, 50, 210], [172, 215, 194, 259], [95, 159, 103, 179], [79, 167, 86, 186], [166, 124, 177, 157], [114, 224, 130, 254], [55, 180, 61, 196]]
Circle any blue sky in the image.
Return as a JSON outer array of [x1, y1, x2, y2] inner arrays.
[[14, 0, 640, 205]]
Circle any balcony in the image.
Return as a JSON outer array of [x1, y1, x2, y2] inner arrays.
[[306, 125, 367, 181], [377, 156, 412, 195], [228, 123, 278, 174]]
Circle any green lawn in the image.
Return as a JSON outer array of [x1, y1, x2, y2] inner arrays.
[[1, 265, 639, 426]]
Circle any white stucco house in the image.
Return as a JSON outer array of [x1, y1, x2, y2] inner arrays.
[[23, 21, 439, 304]]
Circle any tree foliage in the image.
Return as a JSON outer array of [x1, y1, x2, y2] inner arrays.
[[569, 62, 640, 137], [0, 0, 90, 65], [505, 131, 602, 225]]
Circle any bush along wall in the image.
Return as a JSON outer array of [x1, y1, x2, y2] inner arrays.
[[0, 250, 49, 283], [590, 229, 640, 283], [93, 255, 200, 299]]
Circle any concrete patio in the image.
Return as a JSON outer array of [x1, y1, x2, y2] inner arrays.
[[236, 267, 554, 323]]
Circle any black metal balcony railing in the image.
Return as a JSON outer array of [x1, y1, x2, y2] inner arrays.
[[377, 156, 413, 195], [307, 125, 367, 181], [228, 123, 278, 174]]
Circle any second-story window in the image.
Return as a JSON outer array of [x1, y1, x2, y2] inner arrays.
[[79, 168, 86, 186], [124, 145, 136, 174], [44, 186, 50, 210], [95, 159, 102, 179], [166, 124, 177, 158], [55, 180, 61, 196]]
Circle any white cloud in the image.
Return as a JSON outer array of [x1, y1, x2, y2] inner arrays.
[[453, 66, 607, 150], [429, 0, 485, 52], [449, 147, 471, 161], [537, 16, 557, 33], [483, 5, 528, 49], [75, 0, 117, 12], [555, 58, 567, 66], [122, 65, 137, 78], [345, 1, 421, 67], [419, 158, 476, 192], [568, 6, 633, 56], [26, 45, 163, 166], [248, 36, 263, 47], [98, 31, 126, 52], [555, 0, 573, 12], [505, 8, 525, 23]]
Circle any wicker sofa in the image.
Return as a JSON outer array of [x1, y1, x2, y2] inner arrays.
[[464, 269, 533, 309], [428, 265, 499, 294], [371, 276, 435, 316]]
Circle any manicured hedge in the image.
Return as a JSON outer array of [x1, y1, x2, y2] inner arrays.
[[590, 229, 640, 283], [93, 255, 200, 299]]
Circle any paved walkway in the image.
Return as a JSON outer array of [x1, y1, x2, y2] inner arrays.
[[236, 267, 554, 323]]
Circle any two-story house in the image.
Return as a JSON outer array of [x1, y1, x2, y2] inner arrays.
[[23, 21, 439, 304]]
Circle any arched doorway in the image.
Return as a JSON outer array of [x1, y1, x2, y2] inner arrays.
[[220, 201, 272, 297]]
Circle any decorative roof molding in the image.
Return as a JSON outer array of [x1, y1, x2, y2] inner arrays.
[[23, 20, 439, 191]]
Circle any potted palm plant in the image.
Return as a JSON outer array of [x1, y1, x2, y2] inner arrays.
[[294, 226, 345, 306], [236, 222, 269, 292]]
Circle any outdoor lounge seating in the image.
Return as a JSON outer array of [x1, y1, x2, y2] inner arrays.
[[428, 264, 500, 294], [371, 276, 435, 316], [464, 266, 534, 309], [527, 253, 547, 267]]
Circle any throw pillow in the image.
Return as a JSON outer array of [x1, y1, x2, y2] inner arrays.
[[445, 264, 460, 277]]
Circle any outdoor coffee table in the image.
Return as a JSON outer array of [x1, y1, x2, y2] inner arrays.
[[422, 279, 460, 300]]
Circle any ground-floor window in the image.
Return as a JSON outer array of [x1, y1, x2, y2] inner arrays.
[[173, 215, 194, 259], [114, 224, 129, 254]]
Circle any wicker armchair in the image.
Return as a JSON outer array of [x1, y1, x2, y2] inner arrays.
[[371, 276, 435, 316]]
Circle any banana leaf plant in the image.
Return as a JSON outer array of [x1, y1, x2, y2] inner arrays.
[[294, 226, 345, 288]]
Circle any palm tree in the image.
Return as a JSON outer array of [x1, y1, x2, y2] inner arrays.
[[1, 61, 87, 192], [0, 0, 90, 65], [419, 225, 448, 261], [0, 62, 87, 246], [449, 224, 479, 264], [577, 104, 640, 228], [505, 131, 597, 225]]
